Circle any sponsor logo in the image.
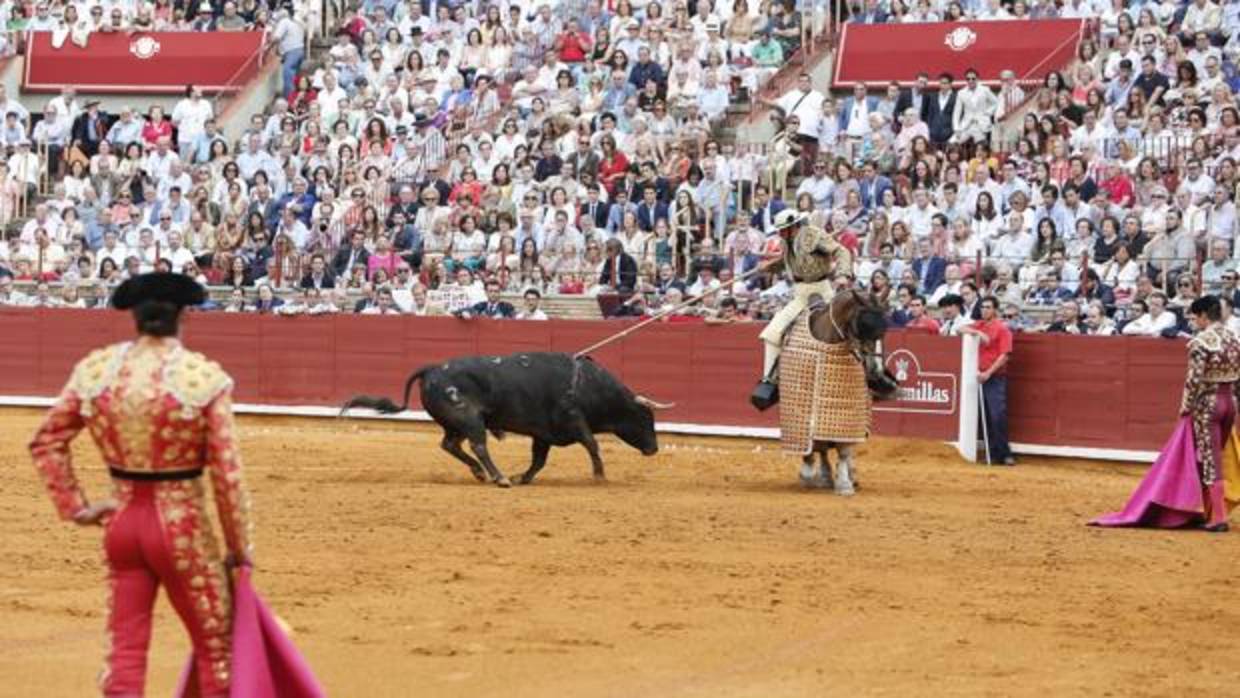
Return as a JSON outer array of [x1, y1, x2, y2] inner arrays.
[[874, 349, 957, 415], [129, 36, 161, 60], [944, 27, 977, 52]]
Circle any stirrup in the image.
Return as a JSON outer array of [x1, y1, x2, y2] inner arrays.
[[750, 378, 779, 411]]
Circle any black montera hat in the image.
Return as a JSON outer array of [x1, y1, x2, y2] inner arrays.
[[111, 272, 206, 310]]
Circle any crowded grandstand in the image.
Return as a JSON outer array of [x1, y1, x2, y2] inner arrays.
[[0, 0, 1235, 339]]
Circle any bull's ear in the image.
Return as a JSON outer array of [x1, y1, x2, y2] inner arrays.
[[635, 395, 675, 410]]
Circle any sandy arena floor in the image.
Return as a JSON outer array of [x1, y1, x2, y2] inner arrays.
[[2, 408, 1238, 697]]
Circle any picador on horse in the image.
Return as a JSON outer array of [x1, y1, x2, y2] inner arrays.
[[752, 210, 898, 494]]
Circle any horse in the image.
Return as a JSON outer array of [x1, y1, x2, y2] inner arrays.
[[785, 289, 898, 495]]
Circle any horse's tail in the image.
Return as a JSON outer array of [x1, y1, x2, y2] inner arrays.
[[339, 367, 428, 416]]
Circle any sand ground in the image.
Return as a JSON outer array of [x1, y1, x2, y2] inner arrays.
[[2, 409, 1237, 698]]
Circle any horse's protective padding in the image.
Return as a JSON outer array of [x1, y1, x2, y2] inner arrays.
[[778, 312, 872, 455]]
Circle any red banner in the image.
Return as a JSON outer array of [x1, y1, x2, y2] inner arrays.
[[833, 19, 1084, 87], [23, 31, 265, 93]]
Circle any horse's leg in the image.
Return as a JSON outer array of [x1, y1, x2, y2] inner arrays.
[[816, 444, 835, 490], [834, 443, 856, 496], [799, 451, 817, 488]]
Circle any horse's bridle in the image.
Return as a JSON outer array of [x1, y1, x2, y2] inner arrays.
[[826, 289, 883, 366]]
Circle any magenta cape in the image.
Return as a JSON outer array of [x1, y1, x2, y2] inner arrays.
[[1090, 417, 1205, 528], [176, 567, 325, 697]]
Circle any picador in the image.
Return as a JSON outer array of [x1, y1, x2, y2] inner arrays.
[[754, 209, 853, 405]]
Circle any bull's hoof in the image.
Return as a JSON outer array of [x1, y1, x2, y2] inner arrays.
[[494, 477, 513, 488], [471, 470, 488, 482], [517, 473, 536, 485], [592, 474, 608, 484]]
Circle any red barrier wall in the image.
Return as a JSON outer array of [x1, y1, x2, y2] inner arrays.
[[0, 310, 1187, 452], [23, 32, 265, 93], [1006, 334, 1184, 451]]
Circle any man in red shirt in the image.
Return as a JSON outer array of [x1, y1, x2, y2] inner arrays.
[[961, 296, 1015, 465], [904, 295, 941, 334], [556, 20, 592, 63]]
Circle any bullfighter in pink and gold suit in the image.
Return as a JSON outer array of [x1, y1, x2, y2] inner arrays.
[[30, 273, 251, 698]]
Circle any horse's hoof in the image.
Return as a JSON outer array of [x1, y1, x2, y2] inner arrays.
[[495, 477, 513, 488], [834, 482, 856, 496]]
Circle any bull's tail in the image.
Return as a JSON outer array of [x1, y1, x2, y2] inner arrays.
[[339, 367, 428, 417]]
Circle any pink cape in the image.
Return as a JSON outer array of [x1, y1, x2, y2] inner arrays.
[[176, 567, 325, 697], [1090, 416, 1205, 528]]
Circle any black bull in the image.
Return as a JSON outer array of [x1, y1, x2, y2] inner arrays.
[[340, 352, 673, 487]]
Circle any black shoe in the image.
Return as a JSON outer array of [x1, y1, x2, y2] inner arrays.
[[750, 379, 779, 411]]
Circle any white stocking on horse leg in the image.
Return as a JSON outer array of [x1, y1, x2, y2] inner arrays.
[[834, 445, 856, 496], [816, 448, 834, 489], [799, 454, 817, 488]]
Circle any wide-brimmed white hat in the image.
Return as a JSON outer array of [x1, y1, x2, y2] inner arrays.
[[773, 209, 808, 231]]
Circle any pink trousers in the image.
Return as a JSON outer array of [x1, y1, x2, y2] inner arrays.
[[101, 482, 231, 697]]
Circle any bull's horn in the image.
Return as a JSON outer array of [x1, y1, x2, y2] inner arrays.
[[635, 395, 676, 410]]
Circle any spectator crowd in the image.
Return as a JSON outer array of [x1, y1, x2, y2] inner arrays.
[[1, 0, 1240, 337]]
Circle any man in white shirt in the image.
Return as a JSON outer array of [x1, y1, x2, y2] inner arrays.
[[235, 133, 277, 181], [688, 267, 722, 297], [937, 294, 972, 336], [162, 231, 196, 272], [1070, 109, 1107, 154], [361, 287, 404, 315], [795, 159, 834, 210], [952, 69, 997, 144], [512, 66, 550, 112], [991, 213, 1035, 266], [143, 137, 178, 182], [275, 206, 310, 251], [156, 160, 193, 203], [0, 273, 30, 306], [1208, 185, 1238, 247], [766, 72, 824, 155], [1179, 158, 1215, 206], [8, 140, 39, 190], [1201, 240, 1234, 295], [106, 106, 144, 147], [1121, 293, 1178, 336], [697, 71, 730, 124], [46, 86, 78, 129], [859, 241, 906, 286], [838, 81, 877, 140], [171, 85, 213, 158], [272, 7, 307, 95], [904, 188, 939, 240], [98, 230, 128, 267], [516, 288, 549, 320], [1179, 0, 1222, 44]]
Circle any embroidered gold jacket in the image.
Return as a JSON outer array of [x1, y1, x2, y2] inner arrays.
[[1180, 324, 1240, 414], [28, 340, 252, 560], [770, 225, 852, 283]]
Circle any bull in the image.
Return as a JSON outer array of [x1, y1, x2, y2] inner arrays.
[[340, 352, 674, 487]]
